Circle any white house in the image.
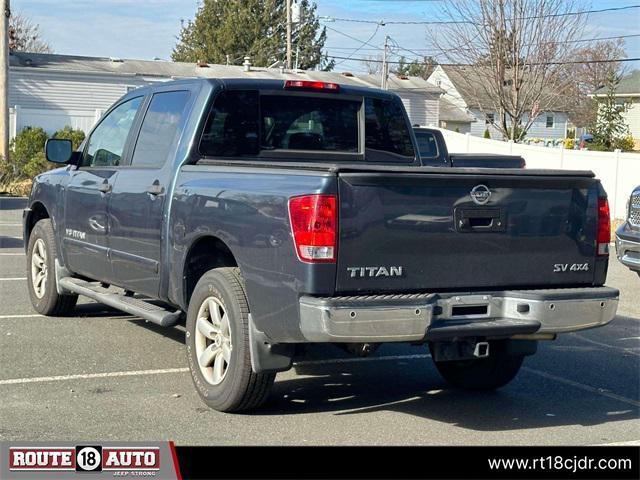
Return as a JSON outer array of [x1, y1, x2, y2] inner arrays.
[[8, 52, 442, 139], [427, 65, 570, 140], [592, 70, 640, 150]]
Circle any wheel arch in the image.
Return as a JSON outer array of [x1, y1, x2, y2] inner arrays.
[[182, 235, 239, 307], [24, 201, 51, 247]]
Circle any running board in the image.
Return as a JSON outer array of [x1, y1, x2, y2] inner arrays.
[[58, 277, 182, 327]]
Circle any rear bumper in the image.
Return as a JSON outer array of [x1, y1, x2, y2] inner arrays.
[[298, 287, 619, 342], [615, 225, 640, 272]]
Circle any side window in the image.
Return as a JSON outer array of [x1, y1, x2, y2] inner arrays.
[[199, 90, 259, 157], [83, 97, 142, 167], [131, 90, 191, 168], [364, 97, 414, 160], [415, 131, 439, 158]]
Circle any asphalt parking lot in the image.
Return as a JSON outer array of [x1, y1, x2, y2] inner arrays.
[[1, 196, 639, 445]]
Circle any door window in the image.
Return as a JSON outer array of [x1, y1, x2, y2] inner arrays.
[[199, 90, 260, 157], [131, 90, 191, 167], [83, 97, 142, 167], [364, 97, 414, 161]]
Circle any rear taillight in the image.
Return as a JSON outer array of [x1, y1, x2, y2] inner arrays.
[[597, 197, 610, 256], [288, 194, 337, 263]]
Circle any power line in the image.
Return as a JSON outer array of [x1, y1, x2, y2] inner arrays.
[[324, 33, 640, 53], [320, 5, 640, 26], [323, 24, 384, 52], [326, 55, 640, 66], [333, 23, 382, 66]]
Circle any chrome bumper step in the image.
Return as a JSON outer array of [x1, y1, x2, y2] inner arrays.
[[299, 286, 619, 343]]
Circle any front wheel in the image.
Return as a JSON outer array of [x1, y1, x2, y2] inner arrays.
[[430, 341, 524, 390], [186, 267, 275, 412], [27, 219, 78, 316]]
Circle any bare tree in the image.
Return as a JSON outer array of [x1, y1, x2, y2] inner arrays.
[[565, 39, 626, 128], [8, 12, 53, 54], [361, 54, 383, 75], [428, 0, 585, 141]]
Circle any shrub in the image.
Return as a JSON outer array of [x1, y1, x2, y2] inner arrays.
[[506, 125, 526, 142], [0, 126, 86, 188], [614, 135, 635, 152], [54, 126, 85, 150], [483, 128, 491, 139], [1, 126, 49, 185], [564, 138, 575, 150]]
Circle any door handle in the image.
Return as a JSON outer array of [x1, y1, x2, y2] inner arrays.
[[146, 181, 165, 196], [98, 181, 112, 194]]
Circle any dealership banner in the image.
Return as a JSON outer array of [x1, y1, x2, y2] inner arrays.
[[2, 444, 639, 479], [0, 442, 180, 480]]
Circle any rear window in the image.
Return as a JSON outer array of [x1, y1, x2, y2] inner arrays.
[[199, 89, 415, 162], [261, 95, 359, 152]]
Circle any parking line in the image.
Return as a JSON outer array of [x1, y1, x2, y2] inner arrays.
[[0, 314, 43, 319], [571, 333, 640, 356], [1, 354, 637, 412], [0, 277, 26, 281], [596, 440, 640, 446], [0, 367, 190, 386], [0, 355, 433, 386], [0, 253, 25, 256], [0, 223, 22, 227], [523, 367, 640, 408]]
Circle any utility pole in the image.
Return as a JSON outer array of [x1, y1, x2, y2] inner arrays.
[[381, 35, 389, 90], [286, 0, 292, 70], [0, 0, 9, 162]]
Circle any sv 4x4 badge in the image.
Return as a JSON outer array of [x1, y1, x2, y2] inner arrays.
[[553, 263, 590, 272]]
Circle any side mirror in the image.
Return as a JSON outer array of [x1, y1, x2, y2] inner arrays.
[[45, 138, 73, 164]]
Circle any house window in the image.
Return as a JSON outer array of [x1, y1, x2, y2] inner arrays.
[[546, 115, 554, 128], [485, 113, 495, 124]]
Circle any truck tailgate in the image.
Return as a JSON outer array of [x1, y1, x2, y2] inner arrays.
[[336, 169, 602, 293]]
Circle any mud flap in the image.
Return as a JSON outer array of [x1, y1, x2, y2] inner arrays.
[[248, 314, 294, 374]]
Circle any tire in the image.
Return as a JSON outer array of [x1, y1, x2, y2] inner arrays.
[[26, 219, 78, 316], [431, 340, 524, 390], [186, 267, 275, 412]]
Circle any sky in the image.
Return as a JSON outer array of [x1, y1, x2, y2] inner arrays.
[[13, 0, 640, 73]]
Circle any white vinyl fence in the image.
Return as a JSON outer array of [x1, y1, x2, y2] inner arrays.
[[438, 128, 640, 220], [9, 106, 102, 140]]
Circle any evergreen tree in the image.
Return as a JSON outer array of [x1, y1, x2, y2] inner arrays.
[[393, 56, 436, 79], [592, 73, 630, 150], [172, 0, 333, 70]]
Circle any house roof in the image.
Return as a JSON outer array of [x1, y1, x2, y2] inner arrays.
[[9, 51, 441, 94], [439, 97, 474, 123], [593, 70, 640, 96], [436, 65, 569, 113]]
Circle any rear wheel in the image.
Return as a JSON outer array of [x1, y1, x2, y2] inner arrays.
[[186, 267, 275, 412], [431, 341, 524, 390], [26, 219, 78, 316]]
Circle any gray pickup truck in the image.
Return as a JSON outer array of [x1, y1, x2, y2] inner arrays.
[[25, 78, 619, 412], [615, 185, 640, 276]]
